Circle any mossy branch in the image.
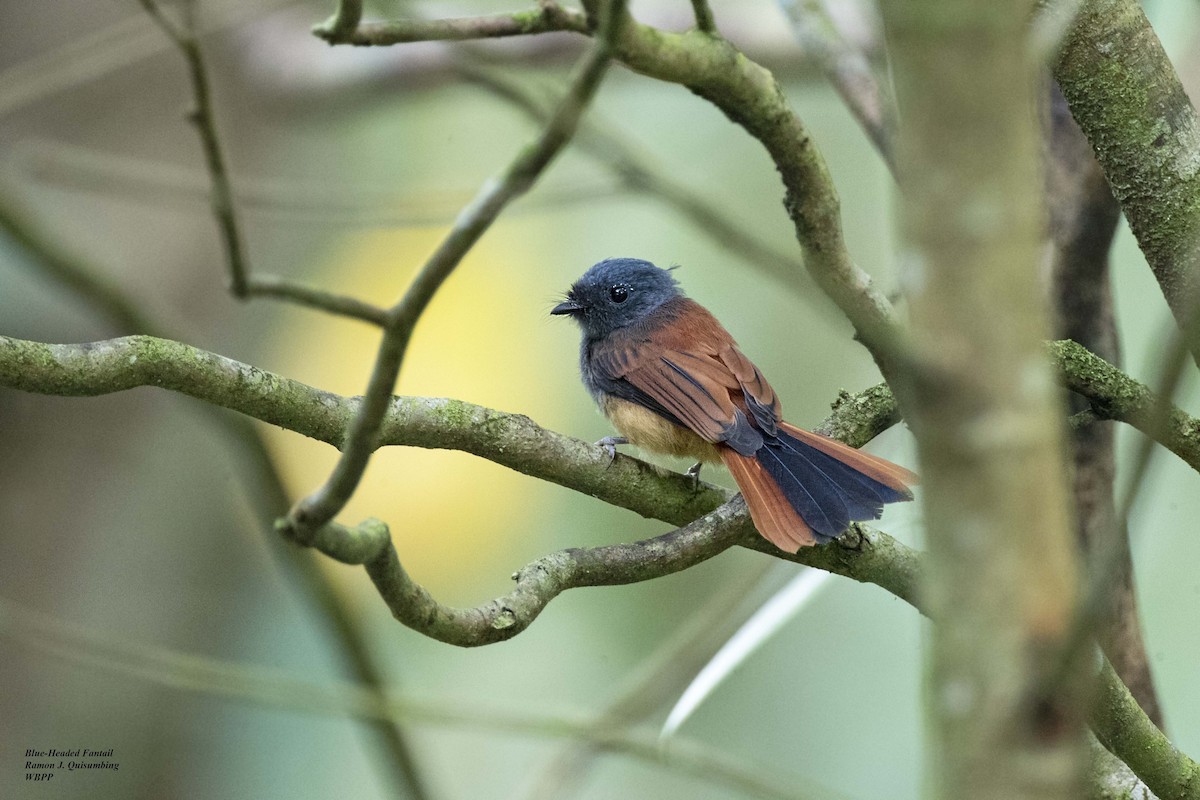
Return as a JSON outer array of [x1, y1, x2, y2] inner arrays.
[[1091, 658, 1200, 800], [1052, 0, 1200, 362], [1048, 339, 1200, 473], [2, 333, 1196, 793], [4, 334, 1199, 633], [0, 333, 887, 537], [4, 335, 1195, 542], [313, 6, 590, 46]]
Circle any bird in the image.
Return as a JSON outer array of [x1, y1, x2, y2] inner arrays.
[[551, 257, 917, 552]]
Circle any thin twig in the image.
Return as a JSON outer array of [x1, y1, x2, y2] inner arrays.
[[140, 1, 433, 337], [778, 0, 898, 177], [139, 0, 249, 296], [314, 7, 590, 45], [312, 0, 362, 40], [690, 0, 717, 33], [332, 1, 818, 298], [282, 1, 627, 543], [451, 62, 828, 306], [245, 275, 388, 327]]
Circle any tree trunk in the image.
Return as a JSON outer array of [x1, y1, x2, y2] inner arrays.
[[882, 3, 1088, 797]]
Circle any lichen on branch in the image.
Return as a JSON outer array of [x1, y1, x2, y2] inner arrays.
[[0, 330, 1194, 793]]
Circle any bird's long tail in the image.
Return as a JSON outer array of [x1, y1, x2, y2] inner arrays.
[[720, 422, 918, 552]]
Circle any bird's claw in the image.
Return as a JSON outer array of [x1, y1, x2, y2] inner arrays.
[[685, 461, 703, 491], [595, 436, 629, 466]]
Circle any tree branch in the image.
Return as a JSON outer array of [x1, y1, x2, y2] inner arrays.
[[0, 328, 920, 638], [0, 334, 920, 642], [0, 333, 887, 531], [1048, 339, 1200, 473], [139, 0, 249, 296], [689, 0, 717, 33], [313, 7, 590, 46], [450, 61, 823, 303], [1051, 0, 1200, 364], [5, 336, 1196, 529], [313, 3, 909, 373], [1047, 80, 1163, 725], [349, 498, 753, 645], [244, 274, 387, 327], [778, 0, 898, 177], [8, 334, 1199, 529], [3, 333, 1197, 794], [1091, 658, 1200, 800], [284, 1, 625, 544]]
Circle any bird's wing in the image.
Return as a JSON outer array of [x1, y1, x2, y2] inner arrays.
[[590, 300, 778, 456], [716, 341, 781, 435]]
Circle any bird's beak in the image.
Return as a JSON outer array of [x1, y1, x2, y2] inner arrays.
[[550, 299, 584, 316]]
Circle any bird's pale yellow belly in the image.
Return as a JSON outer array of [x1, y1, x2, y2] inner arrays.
[[601, 396, 722, 463]]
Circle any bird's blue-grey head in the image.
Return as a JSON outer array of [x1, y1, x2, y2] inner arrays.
[[551, 258, 682, 340]]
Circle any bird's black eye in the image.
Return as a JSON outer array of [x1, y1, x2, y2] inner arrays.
[[609, 285, 629, 303]]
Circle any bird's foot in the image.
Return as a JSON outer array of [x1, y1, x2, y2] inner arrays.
[[595, 436, 629, 466], [685, 461, 703, 491]]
